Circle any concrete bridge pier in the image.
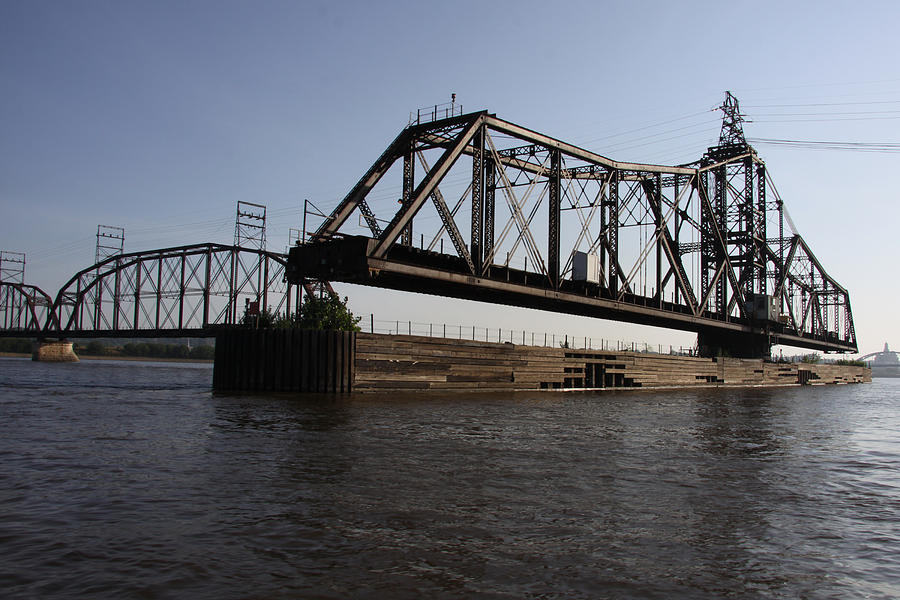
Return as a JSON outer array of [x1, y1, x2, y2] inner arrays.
[[32, 339, 79, 362]]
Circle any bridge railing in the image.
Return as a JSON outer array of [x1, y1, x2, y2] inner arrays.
[[365, 316, 697, 356]]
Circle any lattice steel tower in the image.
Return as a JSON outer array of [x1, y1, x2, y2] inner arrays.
[[234, 201, 267, 251], [0, 251, 25, 283], [95, 225, 125, 263], [700, 92, 767, 324]]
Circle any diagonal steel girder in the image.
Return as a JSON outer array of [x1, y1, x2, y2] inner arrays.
[[373, 113, 487, 259], [484, 136, 549, 277], [694, 176, 746, 318], [313, 111, 487, 243], [415, 151, 475, 273], [313, 128, 410, 242], [357, 199, 382, 237], [771, 233, 853, 344], [640, 177, 700, 314]]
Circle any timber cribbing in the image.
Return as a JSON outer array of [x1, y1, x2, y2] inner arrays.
[[355, 333, 870, 392]]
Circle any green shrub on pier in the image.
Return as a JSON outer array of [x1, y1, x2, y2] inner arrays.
[[245, 294, 361, 332]]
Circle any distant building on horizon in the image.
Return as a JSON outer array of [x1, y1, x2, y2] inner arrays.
[[859, 343, 900, 378]]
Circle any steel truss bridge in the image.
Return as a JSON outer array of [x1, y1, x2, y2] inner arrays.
[[0, 100, 858, 357], [0, 243, 298, 338], [288, 106, 857, 357]]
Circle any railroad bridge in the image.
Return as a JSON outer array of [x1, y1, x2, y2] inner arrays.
[[288, 95, 856, 358], [1, 95, 857, 358]]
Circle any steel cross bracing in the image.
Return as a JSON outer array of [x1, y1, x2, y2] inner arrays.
[[0, 283, 56, 333], [290, 109, 857, 356], [0, 243, 299, 338]]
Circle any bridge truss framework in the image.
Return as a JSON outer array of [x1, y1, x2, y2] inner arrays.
[[0, 243, 299, 338], [289, 108, 856, 356]]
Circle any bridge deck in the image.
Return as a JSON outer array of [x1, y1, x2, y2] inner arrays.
[[288, 236, 856, 355]]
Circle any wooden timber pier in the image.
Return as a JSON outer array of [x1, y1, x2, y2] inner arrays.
[[213, 330, 870, 393]]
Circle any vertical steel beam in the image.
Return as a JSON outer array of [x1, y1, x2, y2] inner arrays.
[[600, 183, 607, 290], [743, 157, 754, 297], [483, 157, 496, 276], [608, 171, 619, 295], [548, 149, 561, 289], [470, 127, 484, 273], [401, 149, 414, 246], [714, 166, 726, 315], [178, 250, 186, 330], [756, 163, 767, 295], [155, 256, 162, 329], [133, 260, 141, 331], [94, 271, 102, 329], [229, 248, 237, 325], [700, 171, 711, 313], [262, 254, 269, 313], [203, 246, 211, 328], [673, 176, 680, 306], [654, 174, 662, 302], [113, 262, 121, 330]]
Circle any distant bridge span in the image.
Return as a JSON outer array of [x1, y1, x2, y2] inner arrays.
[[0, 243, 298, 338], [288, 103, 857, 357]]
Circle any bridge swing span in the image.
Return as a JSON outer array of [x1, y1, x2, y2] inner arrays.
[[288, 95, 857, 357]]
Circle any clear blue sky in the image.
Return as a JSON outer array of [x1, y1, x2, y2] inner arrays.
[[2, 0, 897, 355]]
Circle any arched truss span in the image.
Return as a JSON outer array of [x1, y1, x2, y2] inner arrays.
[[32, 243, 299, 337]]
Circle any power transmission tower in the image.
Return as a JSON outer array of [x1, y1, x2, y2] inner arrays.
[[234, 201, 266, 250], [0, 251, 27, 331], [717, 90, 747, 146], [0, 251, 25, 283], [232, 201, 268, 324], [95, 225, 125, 263]]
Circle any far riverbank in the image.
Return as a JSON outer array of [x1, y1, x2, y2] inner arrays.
[[1, 352, 212, 364]]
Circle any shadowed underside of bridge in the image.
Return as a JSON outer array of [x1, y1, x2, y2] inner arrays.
[[287, 106, 857, 357]]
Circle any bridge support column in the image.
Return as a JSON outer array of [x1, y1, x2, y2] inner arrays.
[[32, 340, 79, 362], [697, 329, 771, 359]]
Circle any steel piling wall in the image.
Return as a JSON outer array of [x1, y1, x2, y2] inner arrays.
[[213, 328, 355, 393]]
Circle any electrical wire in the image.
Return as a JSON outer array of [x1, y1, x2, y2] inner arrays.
[[746, 100, 900, 108], [750, 109, 900, 117], [576, 110, 714, 146], [593, 118, 720, 154], [748, 137, 900, 153]]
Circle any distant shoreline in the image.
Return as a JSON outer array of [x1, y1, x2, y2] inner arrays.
[[0, 352, 212, 364]]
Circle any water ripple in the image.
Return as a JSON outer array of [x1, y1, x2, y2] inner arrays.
[[1, 358, 899, 599]]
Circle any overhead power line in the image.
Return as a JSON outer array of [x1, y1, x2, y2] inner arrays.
[[748, 137, 900, 153], [745, 100, 900, 108]]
